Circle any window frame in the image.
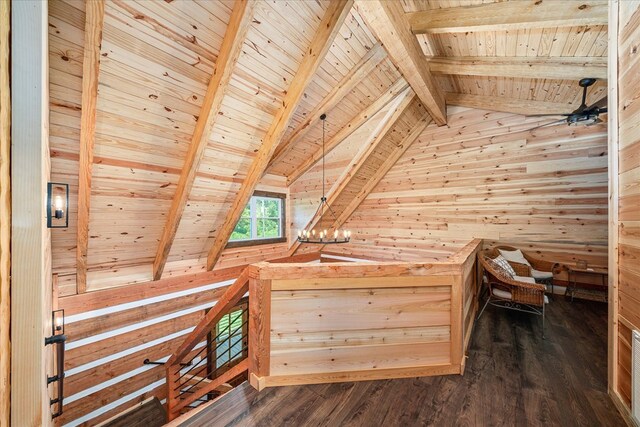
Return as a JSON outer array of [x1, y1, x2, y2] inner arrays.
[[226, 190, 287, 248]]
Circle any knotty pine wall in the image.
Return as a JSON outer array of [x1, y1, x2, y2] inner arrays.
[[325, 107, 609, 265], [613, 0, 640, 411]]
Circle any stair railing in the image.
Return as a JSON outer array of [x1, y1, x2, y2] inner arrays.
[[166, 267, 251, 421]]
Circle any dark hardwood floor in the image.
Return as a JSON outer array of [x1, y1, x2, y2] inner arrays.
[[180, 297, 625, 427]]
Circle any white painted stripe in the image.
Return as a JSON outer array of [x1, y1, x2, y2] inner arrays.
[[66, 327, 193, 377], [67, 301, 217, 350], [66, 278, 235, 324], [63, 378, 166, 427], [63, 356, 203, 427]]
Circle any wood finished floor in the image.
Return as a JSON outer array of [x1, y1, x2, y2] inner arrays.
[[180, 298, 624, 427]]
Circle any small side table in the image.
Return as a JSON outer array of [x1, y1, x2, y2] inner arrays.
[[565, 266, 608, 302]]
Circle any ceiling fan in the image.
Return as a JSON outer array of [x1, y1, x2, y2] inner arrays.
[[527, 78, 608, 131]]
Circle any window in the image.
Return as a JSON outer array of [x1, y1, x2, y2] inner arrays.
[[227, 191, 286, 247]]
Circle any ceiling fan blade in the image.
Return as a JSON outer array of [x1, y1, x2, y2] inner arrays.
[[525, 118, 567, 132], [588, 95, 608, 110]]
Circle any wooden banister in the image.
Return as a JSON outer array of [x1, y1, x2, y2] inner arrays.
[[166, 267, 251, 420]]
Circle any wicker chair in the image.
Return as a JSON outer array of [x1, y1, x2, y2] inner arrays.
[[494, 245, 560, 294], [477, 248, 548, 337]]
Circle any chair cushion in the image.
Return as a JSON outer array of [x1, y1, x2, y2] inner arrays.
[[492, 287, 549, 304], [498, 248, 530, 266], [514, 275, 536, 284], [531, 268, 553, 280], [491, 255, 517, 277]]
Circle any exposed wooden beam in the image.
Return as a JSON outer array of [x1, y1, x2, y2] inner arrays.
[[206, 0, 355, 271], [445, 93, 577, 116], [76, 0, 105, 292], [428, 56, 608, 80], [408, 1, 608, 34], [288, 87, 415, 256], [355, 0, 446, 125], [268, 42, 386, 169], [330, 113, 431, 230], [152, 0, 256, 280], [287, 78, 410, 185], [0, 0, 10, 423]]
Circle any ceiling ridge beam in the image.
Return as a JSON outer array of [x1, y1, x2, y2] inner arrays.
[[445, 93, 578, 116], [408, 1, 608, 34], [287, 77, 410, 186], [76, 0, 106, 293], [268, 42, 386, 168], [288, 87, 415, 256], [428, 56, 608, 80], [205, 0, 355, 271], [152, 0, 256, 280], [329, 111, 431, 234], [355, 0, 446, 125]]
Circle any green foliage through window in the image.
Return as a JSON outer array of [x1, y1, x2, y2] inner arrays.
[[230, 195, 283, 242]]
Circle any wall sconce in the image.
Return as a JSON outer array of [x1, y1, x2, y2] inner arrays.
[[45, 309, 66, 418], [47, 182, 69, 229]]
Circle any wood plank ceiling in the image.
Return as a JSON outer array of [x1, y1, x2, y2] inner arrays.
[[49, 0, 609, 294]]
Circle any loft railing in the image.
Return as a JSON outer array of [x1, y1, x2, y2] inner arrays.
[[166, 268, 250, 421]]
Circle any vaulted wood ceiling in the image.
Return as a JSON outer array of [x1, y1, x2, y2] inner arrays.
[[49, 0, 608, 294]]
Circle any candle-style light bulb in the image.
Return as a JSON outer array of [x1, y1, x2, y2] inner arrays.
[[312, 229, 316, 236], [54, 195, 64, 219], [298, 230, 302, 238], [334, 230, 338, 239]]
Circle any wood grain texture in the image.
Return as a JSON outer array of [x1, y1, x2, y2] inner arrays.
[[179, 299, 624, 427], [76, 0, 105, 292], [446, 93, 578, 116], [613, 0, 640, 414], [355, 0, 446, 125], [408, 1, 608, 34], [268, 42, 386, 169], [153, 0, 255, 280], [428, 56, 608, 80], [10, 1, 52, 424], [0, 0, 10, 423], [325, 107, 608, 265], [205, 0, 354, 271]]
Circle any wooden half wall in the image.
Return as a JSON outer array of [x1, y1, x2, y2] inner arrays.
[[248, 240, 481, 389], [55, 252, 319, 426], [325, 107, 608, 266], [610, 0, 640, 419]]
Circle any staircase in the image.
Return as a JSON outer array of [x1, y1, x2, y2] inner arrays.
[[165, 268, 251, 421]]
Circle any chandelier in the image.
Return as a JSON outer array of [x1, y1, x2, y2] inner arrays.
[[297, 114, 351, 244]]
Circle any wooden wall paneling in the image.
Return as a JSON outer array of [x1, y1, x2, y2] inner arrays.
[[286, 78, 410, 185], [205, 0, 355, 271], [10, 1, 53, 424], [152, 0, 256, 280], [329, 108, 608, 263], [289, 89, 416, 256], [427, 56, 608, 80], [407, 2, 608, 34], [608, 0, 621, 404], [355, 0, 446, 125], [613, 0, 640, 418], [76, 0, 105, 293], [330, 111, 431, 229], [0, 0, 10, 423]]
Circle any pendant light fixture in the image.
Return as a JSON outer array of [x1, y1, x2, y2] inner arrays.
[[297, 114, 351, 244]]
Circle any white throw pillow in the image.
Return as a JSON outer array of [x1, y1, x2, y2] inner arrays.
[[499, 249, 530, 266], [491, 254, 517, 277]]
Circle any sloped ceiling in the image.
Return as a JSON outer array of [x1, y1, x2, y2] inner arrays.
[[49, 0, 608, 294]]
